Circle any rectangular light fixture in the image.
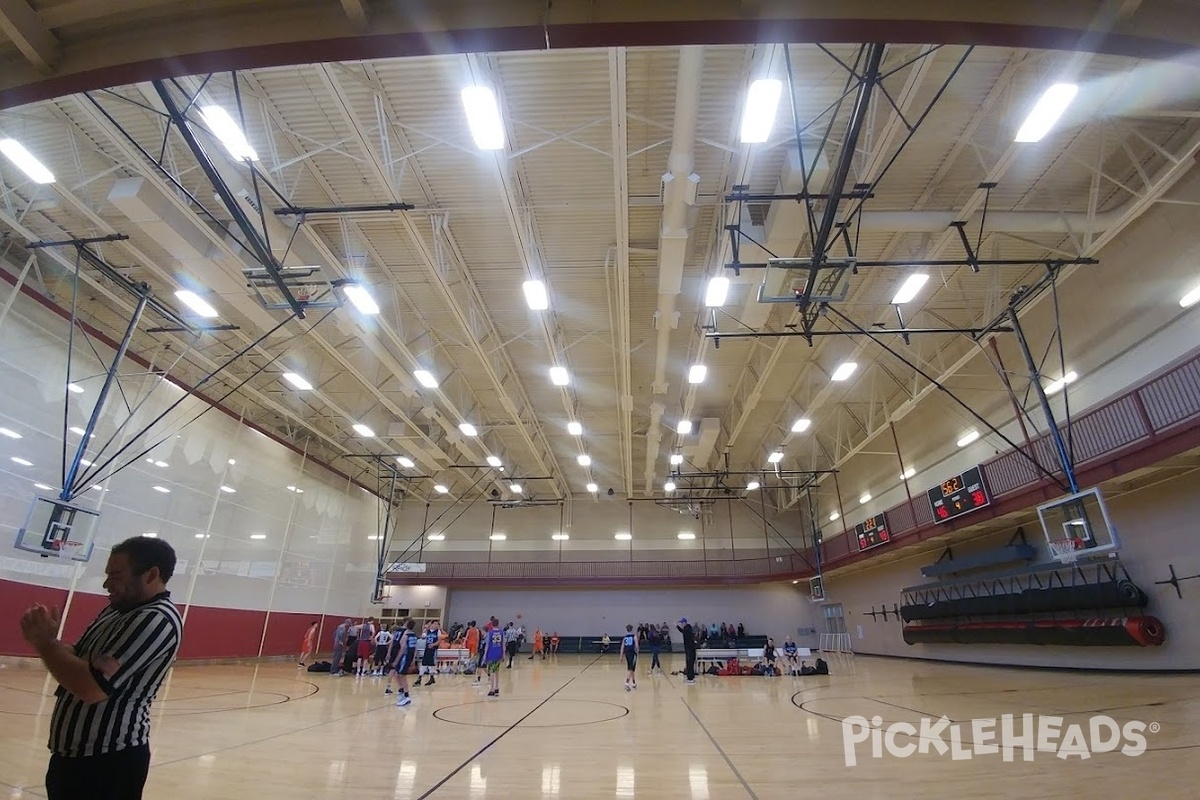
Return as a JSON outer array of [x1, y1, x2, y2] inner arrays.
[[413, 370, 438, 388], [10, 456, 32, 466], [957, 430, 980, 448], [459, 422, 478, 437], [577, 454, 591, 466], [0, 138, 55, 183], [676, 420, 692, 435], [153, 485, 170, 493], [281, 372, 313, 391], [704, 276, 730, 307], [567, 421, 583, 436], [1014, 83, 1079, 143], [461, 86, 505, 150], [68, 426, 93, 437], [1044, 371, 1078, 395], [586, 482, 598, 493], [677, 532, 696, 540], [342, 284, 380, 315], [901, 467, 916, 480], [746, 480, 760, 491], [614, 532, 632, 541], [687, 364, 707, 384], [523, 280, 549, 310], [891, 274, 929, 305], [434, 484, 449, 494], [767, 451, 783, 464], [352, 423, 375, 437], [67, 383, 84, 394], [34, 483, 53, 491], [829, 511, 840, 521], [508, 483, 522, 493], [1180, 284, 1200, 308], [552, 533, 569, 541], [739, 79, 783, 144], [250, 533, 267, 540], [831, 362, 858, 381], [0, 427, 21, 438], [489, 533, 506, 541], [175, 290, 219, 318], [427, 533, 445, 541], [199, 105, 259, 161], [790, 418, 811, 433], [664, 481, 676, 492], [859, 493, 871, 504], [549, 366, 570, 386], [142, 532, 158, 538], [220, 485, 236, 493], [670, 453, 683, 465], [486, 456, 503, 468], [396, 456, 415, 468]]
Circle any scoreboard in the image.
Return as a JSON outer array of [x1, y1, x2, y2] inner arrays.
[[927, 465, 991, 523], [855, 513, 890, 552]]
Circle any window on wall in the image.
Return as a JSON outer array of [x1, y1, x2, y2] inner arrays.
[[822, 603, 847, 636]]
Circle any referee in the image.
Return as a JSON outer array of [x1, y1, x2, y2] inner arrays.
[[19, 536, 183, 800]]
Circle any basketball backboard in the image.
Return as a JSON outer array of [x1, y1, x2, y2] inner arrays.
[[1036, 487, 1120, 564], [757, 257, 855, 306], [14, 495, 100, 562], [242, 264, 343, 311]]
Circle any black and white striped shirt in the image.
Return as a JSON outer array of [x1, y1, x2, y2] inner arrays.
[[49, 591, 182, 757]]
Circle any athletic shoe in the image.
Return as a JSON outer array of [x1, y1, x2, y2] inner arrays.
[[384, 687, 392, 694], [426, 677, 436, 686], [396, 695, 411, 706]]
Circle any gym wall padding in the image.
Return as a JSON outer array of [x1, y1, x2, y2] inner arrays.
[[902, 616, 1166, 647]]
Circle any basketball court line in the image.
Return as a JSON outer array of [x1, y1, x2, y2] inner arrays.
[[681, 697, 759, 800], [431, 698, 630, 728], [416, 655, 603, 799]]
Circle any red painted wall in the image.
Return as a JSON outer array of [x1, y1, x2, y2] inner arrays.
[[0, 579, 351, 660]]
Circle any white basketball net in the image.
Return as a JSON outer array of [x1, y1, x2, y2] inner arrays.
[[1049, 538, 1080, 565]]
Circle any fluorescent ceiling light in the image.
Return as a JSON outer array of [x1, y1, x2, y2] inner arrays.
[[0, 138, 55, 183], [352, 423, 375, 438], [831, 362, 858, 381], [0, 428, 21, 438], [282, 372, 313, 391], [427, 533, 445, 541], [829, 511, 840, 521], [614, 532, 632, 541], [549, 366, 570, 386], [250, 534, 267, 540], [228, 459, 236, 465], [461, 85, 505, 150], [767, 451, 783, 464], [459, 422, 478, 437], [891, 274, 929, 305], [859, 493, 871, 504], [577, 454, 591, 466], [80, 459, 93, 466], [676, 420, 692, 435], [413, 370, 438, 388], [220, 485, 236, 493], [153, 460, 168, 468], [10, 456, 32, 466], [664, 481, 676, 492], [397, 456, 415, 468], [586, 482, 598, 493], [367, 535, 379, 541], [153, 486, 170, 493], [957, 430, 980, 448], [195, 533, 208, 539], [486, 455, 503, 468], [1044, 371, 1078, 395], [142, 532, 158, 538], [489, 533, 506, 541], [509, 483, 522, 493], [739, 79, 783, 144], [91, 485, 106, 492], [199, 105, 258, 161], [704, 276, 730, 307], [67, 383, 84, 394], [901, 467, 916, 480], [567, 421, 583, 436], [1180, 284, 1200, 308], [790, 418, 811, 433], [522, 280, 549, 310], [342, 284, 380, 315], [552, 533, 569, 541], [1014, 83, 1079, 143], [677, 532, 696, 540], [670, 453, 683, 465], [434, 484, 449, 494], [175, 290, 219, 318], [34, 483, 53, 491], [687, 364, 708, 384], [746, 481, 760, 491], [68, 426, 94, 437]]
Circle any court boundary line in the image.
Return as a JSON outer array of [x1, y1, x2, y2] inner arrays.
[[431, 697, 629, 729], [681, 697, 759, 800], [417, 655, 602, 799]]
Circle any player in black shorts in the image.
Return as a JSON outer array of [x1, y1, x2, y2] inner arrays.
[[415, 620, 440, 686], [620, 624, 638, 691], [389, 619, 417, 706]]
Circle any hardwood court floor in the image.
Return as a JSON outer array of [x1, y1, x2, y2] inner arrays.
[[1, 653, 1198, 798]]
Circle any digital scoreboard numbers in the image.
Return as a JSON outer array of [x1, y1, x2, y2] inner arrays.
[[928, 465, 991, 523], [855, 513, 890, 552]]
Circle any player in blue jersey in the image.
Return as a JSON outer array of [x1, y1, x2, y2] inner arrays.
[[782, 635, 799, 674], [620, 624, 638, 691], [389, 619, 417, 706], [484, 624, 506, 697], [415, 620, 440, 686]]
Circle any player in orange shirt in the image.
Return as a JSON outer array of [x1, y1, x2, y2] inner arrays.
[[528, 627, 544, 660], [464, 620, 481, 673], [299, 620, 318, 666]]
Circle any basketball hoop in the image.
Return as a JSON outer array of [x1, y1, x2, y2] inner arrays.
[[1048, 537, 1083, 565]]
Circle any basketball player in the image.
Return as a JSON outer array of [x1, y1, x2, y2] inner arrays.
[[464, 620, 480, 678], [415, 619, 440, 686], [298, 620, 318, 667], [389, 620, 417, 706], [620, 624, 638, 691], [372, 625, 392, 676], [355, 618, 375, 677], [484, 622, 505, 697], [782, 635, 799, 674]]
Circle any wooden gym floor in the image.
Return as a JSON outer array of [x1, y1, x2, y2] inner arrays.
[[1, 653, 1197, 798]]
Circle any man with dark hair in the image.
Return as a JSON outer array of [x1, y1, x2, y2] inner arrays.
[[20, 536, 183, 800], [677, 617, 697, 684]]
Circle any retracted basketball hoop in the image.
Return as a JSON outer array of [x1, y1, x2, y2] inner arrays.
[[1048, 537, 1084, 565]]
